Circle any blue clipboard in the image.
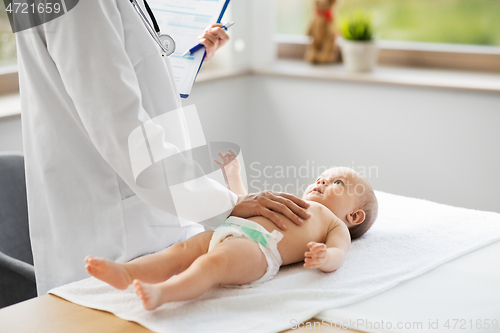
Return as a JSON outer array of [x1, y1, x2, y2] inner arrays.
[[180, 0, 231, 99]]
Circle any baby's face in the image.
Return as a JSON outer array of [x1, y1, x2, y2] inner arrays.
[[302, 167, 368, 227]]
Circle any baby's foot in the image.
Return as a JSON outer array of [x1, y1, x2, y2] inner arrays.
[[85, 256, 132, 290], [133, 279, 162, 311]]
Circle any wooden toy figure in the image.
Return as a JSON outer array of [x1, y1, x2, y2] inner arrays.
[[305, 0, 340, 64]]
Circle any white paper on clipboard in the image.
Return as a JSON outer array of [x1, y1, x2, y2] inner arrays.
[[148, 0, 230, 98]]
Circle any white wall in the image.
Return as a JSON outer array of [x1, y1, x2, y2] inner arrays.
[[191, 75, 500, 214], [3, 75, 500, 213], [0, 116, 22, 152]]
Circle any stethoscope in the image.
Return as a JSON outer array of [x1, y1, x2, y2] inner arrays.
[[129, 0, 176, 56]]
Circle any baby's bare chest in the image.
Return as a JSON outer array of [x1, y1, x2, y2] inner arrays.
[[249, 208, 335, 265]]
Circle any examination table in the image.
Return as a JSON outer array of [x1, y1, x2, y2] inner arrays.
[[1, 236, 498, 333], [1, 191, 499, 333]]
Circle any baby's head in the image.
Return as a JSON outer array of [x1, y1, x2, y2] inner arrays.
[[302, 167, 378, 240]]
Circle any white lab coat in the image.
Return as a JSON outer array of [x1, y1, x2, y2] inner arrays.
[[16, 0, 236, 295]]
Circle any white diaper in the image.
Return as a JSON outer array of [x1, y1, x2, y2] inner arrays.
[[208, 216, 284, 288]]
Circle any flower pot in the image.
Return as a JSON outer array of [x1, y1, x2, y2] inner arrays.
[[340, 39, 378, 72]]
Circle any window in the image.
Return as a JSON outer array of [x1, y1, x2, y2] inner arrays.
[[0, 2, 17, 67], [0, 3, 18, 95], [276, 0, 500, 47]]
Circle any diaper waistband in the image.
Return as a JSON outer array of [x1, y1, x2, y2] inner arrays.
[[223, 216, 284, 248]]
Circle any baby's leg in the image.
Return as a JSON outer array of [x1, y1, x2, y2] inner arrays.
[[134, 238, 268, 310], [85, 230, 214, 290]]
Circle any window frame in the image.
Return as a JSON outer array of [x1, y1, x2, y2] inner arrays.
[[276, 34, 500, 73], [3, 1, 500, 97], [0, 65, 19, 95]]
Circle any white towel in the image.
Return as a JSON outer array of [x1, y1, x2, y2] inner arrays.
[[50, 191, 500, 333]]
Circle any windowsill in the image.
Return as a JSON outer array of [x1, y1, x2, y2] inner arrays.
[[0, 68, 250, 121], [276, 36, 500, 73], [2, 61, 499, 121], [0, 93, 21, 120], [253, 59, 500, 94], [196, 66, 250, 83]]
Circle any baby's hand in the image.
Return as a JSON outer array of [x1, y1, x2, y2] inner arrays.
[[214, 149, 241, 181], [304, 242, 327, 269]]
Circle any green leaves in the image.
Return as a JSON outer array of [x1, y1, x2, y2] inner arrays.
[[340, 10, 374, 41]]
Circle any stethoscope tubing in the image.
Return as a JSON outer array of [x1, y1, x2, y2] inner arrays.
[[129, 0, 170, 56]]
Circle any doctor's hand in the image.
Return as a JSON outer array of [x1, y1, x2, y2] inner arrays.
[[230, 191, 311, 230], [199, 23, 230, 61]]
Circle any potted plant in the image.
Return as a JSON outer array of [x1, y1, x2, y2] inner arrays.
[[339, 10, 378, 72]]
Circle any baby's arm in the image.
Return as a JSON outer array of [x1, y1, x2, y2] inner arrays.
[[304, 219, 351, 273], [214, 149, 247, 196]]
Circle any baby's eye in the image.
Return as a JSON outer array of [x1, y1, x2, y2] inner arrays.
[[333, 180, 344, 186]]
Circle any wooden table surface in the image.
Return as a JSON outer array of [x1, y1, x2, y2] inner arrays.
[[0, 295, 363, 333]]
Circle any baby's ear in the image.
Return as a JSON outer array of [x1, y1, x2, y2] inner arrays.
[[347, 209, 365, 225]]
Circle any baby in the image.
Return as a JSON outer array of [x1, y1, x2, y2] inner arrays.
[[85, 151, 378, 310]]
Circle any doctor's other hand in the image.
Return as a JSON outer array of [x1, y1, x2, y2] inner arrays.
[[199, 23, 229, 61], [230, 191, 311, 230]]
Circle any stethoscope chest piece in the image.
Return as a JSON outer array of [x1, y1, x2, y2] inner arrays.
[[159, 34, 176, 56], [131, 0, 176, 57]]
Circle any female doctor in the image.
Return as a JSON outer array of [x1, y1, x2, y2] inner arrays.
[[15, 0, 310, 295]]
